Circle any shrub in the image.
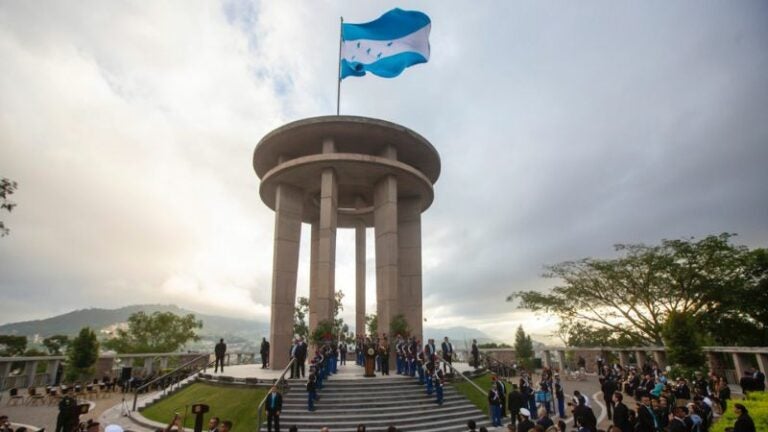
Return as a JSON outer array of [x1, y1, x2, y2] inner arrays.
[[710, 391, 768, 432]]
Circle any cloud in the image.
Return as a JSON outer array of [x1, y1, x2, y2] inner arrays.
[[1, 1, 767, 344]]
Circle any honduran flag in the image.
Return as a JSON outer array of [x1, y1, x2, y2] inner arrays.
[[340, 8, 431, 79]]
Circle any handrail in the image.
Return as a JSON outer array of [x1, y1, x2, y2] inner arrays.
[[440, 359, 486, 396], [132, 354, 212, 411], [255, 358, 296, 432]]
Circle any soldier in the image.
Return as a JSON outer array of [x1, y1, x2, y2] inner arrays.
[[489, 382, 503, 427], [434, 368, 445, 405], [394, 335, 404, 374], [306, 373, 317, 411], [416, 350, 426, 384], [425, 361, 435, 395]]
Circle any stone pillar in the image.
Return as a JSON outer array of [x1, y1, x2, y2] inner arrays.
[[45, 360, 60, 385], [619, 352, 630, 369], [0, 361, 11, 388], [25, 360, 38, 387], [636, 351, 648, 369], [269, 183, 304, 369], [732, 352, 751, 383], [555, 351, 566, 372], [542, 350, 552, 369], [756, 354, 768, 388], [308, 222, 319, 331], [122, 357, 134, 368], [355, 221, 366, 336], [159, 357, 169, 370], [144, 358, 154, 375], [312, 164, 338, 332], [375, 174, 399, 349], [653, 351, 667, 369], [398, 197, 423, 343]]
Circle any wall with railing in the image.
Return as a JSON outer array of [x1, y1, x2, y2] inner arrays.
[[0, 351, 256, 391]]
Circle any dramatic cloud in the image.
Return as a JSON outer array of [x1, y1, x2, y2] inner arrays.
[[1, 1, 766, 343]]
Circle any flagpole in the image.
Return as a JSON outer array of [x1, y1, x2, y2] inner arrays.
[[336, 16, 343, 116]]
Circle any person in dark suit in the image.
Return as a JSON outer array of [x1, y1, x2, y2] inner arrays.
[[507, 384, 525, 428], [601, 376, 618, 420], [612, 391, 631, 432], [295, 337, 307, 378], [265, 386, 282, 432], [635, 395, 658, 432], [214, 338, 227, 373], [260, 337, 270, 369], [471, 339, 479, 369], [733, 403, 756, 432], [668, 406, 688, 432], [441, 337, 453, 373], [339, 342, 347, 365], [516, 408, 534, 432]]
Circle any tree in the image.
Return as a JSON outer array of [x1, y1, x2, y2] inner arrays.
[[555, 322, 645, 348], [104, 311, 202, 353], [0, 335, 27, 356], [478, 342, 512, 348], [389, 314, 410, 338], [508, 234, 767, 346], [43, 335, 70, 355], [514, 325, 534, 368], [294, 297, 309, 340], [366, 314, 378, 336], [662, 311, 705, 369], [1, 177, 18, 237], [66, 327, 99, 382]]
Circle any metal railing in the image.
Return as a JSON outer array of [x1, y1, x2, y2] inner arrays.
[[440, 359, 486, 396], [255, 358, 296, 432], [132, 354, 213, 411]]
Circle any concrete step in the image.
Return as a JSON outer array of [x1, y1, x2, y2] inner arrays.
[[280, 397, 473, 412], [281, 392, 462, 406], [279, 403, 481, 420], [272, 412, 490, 431], [282, 387, 457, 401]]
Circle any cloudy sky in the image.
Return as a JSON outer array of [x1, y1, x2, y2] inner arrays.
[[1, 1, 767, 343]]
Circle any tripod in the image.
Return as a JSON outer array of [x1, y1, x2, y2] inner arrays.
[[120, 395, 131, 417]]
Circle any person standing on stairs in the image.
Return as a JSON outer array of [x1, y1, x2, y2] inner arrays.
[[265, 386, 282, 432]]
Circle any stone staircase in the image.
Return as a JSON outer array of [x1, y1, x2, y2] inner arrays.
[[271, 365, 492, 432]]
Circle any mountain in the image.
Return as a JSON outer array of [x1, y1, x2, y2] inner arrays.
[[423, 326, 497, 348], [0, 304, 269, 350]]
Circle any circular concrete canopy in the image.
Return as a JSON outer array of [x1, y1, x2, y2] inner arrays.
[[254, 116, 441, 228], [253, 116, 441, 183]]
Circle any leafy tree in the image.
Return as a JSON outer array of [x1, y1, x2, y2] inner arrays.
[[0, 335, 27, 356], [389, 314, 410, 338], [66, 327, 99, 382], [24, 348, 48, 357], [514, 325, 534, 368], [366, 314, 378, 336], [509, 234, 767, 346], [1, 177, 18, 237], [104, 311, 202, 353], [43, 335, 70, 355], [662, 311, 705, 369], [556, 322, 645, 348], [333, 291, 345, 333], [293, 297, 309, 340], [310, 319, 334, 345]]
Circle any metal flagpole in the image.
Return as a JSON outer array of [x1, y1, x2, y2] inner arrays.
[[336, 16, 343, 115]]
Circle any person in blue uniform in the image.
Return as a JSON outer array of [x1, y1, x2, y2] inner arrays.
[[489, 382, 503, 427], [306, 373, 317, 411]]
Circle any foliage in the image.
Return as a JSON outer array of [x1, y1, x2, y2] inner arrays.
[[104, 311, 202, 353], [478, 342, 512, 348], [509, 234, 768, 346], [310, 319, 335, 345], [514, 325, 534, 369], [662, 311, 705, 368], [711, 391, 768, 432], [66, 327, 99, 382], [0, 335, 27, 356], [43, 335, 70, 355], [453, 371, 493, 420], [1, 177, 18, 237], [389, 314, 410, 338], [556, 321, 645, 348], [23, 348, 48, 357], [366, 313, 378, 336], [293, 297, 309, 340], [142, 382, 268, 431]]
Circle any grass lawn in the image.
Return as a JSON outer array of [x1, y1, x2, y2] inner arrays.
[[141, 383, 269, 432], [711, 391, 768, 432], [452, 372, 494, 419]]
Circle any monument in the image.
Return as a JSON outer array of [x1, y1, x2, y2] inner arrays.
[[254, 116, 440, 369]]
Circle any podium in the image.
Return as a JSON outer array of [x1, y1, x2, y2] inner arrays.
[[363, 345, 376, 377]]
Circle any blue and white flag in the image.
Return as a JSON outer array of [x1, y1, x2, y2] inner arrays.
[[340, 8, 431, 79]]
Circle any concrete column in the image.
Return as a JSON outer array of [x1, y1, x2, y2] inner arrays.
[[122, 357, 134, 367], [375, 175, 399, 349], [542, 350, 552, 369], [25, 360, 38, 387], [45, 360, 60, 385], [269, 183, 304, 369], [310, 167, 337, 333], [398, 197, 422, 343], [732, 352, 751, 383], [144, 358, 154, 375], [653, 351, 667, 369], [0, 361, 11, 389], [636, 351, 648, 369], [619, 352, 630, 369], [308, 221, 319, 331], [159, 357, 169, 370], [355, 221, 366, 337], [555, 351, 566, 372], [755, 354, 768, 388]]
